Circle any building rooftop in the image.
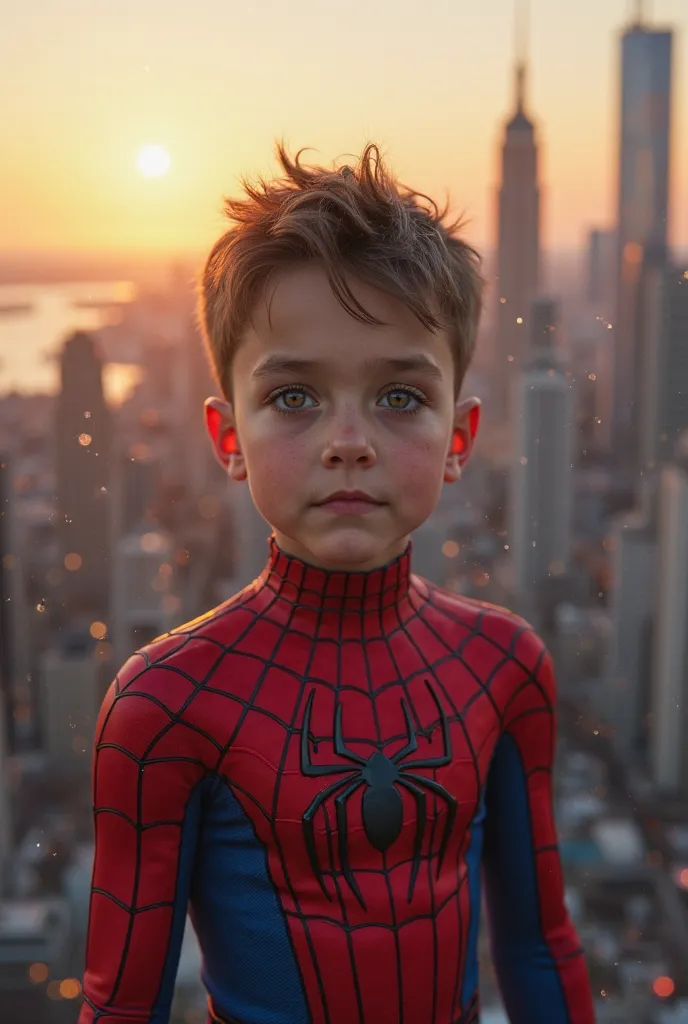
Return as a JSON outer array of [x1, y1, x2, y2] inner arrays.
[[506, 110, 535, 133]]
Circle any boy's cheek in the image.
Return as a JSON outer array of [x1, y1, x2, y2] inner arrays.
[[246, 446, 310, 505], [250, 442, 308, 480]]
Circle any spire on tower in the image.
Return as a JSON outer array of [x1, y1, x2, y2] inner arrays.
[[632, 0, 651, 26], [514, 0, 530, 113]]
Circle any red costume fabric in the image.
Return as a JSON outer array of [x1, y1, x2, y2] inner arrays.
[[80, 536, 595, 1023]]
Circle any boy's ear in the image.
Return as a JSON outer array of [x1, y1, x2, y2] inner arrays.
[[444, 397, 481, 484], [204, 398, 247, 482]]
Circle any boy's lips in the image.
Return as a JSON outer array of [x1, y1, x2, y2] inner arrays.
[[316, 490, 384, 506], [315, 491, 387, 516]]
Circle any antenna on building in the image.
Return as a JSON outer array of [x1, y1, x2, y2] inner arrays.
[[633, 0, 649, 26], [514, 0, 530, 113]]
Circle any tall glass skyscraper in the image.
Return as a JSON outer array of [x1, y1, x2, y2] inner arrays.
[[492, 0, 541, 423], [612, 11, 673, 465], [55, 331, 112, 621]]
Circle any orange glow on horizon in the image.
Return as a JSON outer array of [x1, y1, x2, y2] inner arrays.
[[0, 2, 686, 255]]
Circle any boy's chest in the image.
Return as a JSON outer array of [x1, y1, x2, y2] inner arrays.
[[213, 636, 505, 846]]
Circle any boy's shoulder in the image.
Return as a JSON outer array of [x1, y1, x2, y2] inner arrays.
[[145, 584, 259, 663], [419, 574, 528, 633], [98, 589, 259, 744], [110, 585, 258, 693], [418, 576, 549, 670]]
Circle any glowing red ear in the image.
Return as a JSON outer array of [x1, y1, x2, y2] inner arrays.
[[206, 404, 237, 456], [220, 431, 237, 455], [468, 404, 480, 439], [451, 433, 466, 455], [206, 404, 222, 436]]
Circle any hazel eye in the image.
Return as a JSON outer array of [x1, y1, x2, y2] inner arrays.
[[379, 387, 428, 414], [269, 387, 316, 414], [382, 391, 415, 410]]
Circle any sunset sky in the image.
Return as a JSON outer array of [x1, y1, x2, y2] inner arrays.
[[1, 0, 686, 256]]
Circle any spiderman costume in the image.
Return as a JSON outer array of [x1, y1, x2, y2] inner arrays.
[[80, 534, 595, 1024]]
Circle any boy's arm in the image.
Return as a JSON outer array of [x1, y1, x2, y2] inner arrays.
[[481, 626, 596, 1023], [79, 655, 206, 1024]]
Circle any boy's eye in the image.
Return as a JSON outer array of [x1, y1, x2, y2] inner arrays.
[[379, 388, 426, 412], [269, 387, 315, 413]]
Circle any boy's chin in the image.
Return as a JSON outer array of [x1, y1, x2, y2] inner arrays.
[[275, 525, 408, 572]]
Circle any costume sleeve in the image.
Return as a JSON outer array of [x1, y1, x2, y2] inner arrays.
[[79, 655, 206, 1023], [481, 627, 596, 1023]]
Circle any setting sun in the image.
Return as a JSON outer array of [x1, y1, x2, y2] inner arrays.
[[136, 144, 171, 179]]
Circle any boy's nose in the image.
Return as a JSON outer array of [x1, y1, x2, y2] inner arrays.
[[321, 424, 377, 466]]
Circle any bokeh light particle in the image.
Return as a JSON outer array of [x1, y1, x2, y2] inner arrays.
[[28, 962, 49, 984], [653, 976, 675, 999], [46, 980, 62, 1000], [141, 531, 166, 553], [60, 978, 81, 999]]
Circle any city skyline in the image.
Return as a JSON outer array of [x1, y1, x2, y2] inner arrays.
[[1, 0, 687, 257]]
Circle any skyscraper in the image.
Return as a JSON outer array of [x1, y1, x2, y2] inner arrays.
[[39, 644, 108, 768], [611, 4, 673, 464], [492, 0, 541, 418], [509, 299, 574, 623], [0, 453, 17, 747], [111, 525, 177, 666], [639, 264, 688, 469], [648, 434, 688, 793], [0, 692, 11, 891], [0, 453, 29, 754], [586, 228, 616, 310], [605, 511, 656, 756], [54, 332, 112, 621], [110, 448, 158, 543]]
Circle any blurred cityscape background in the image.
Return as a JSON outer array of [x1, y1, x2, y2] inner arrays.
[[1, 0, 687, 1021]]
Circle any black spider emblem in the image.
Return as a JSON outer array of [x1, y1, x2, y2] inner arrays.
[[301, 680, 457, 908]]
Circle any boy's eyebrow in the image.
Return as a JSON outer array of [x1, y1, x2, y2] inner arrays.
[[251, 353, 445, 383]]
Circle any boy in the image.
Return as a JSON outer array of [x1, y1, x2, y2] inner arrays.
[[79, 141, 595, 1023]]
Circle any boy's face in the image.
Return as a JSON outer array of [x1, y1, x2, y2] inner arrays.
[[205, 262, 480, 572]]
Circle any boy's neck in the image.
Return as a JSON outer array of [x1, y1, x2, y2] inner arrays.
[[257, 533, 413, 615]]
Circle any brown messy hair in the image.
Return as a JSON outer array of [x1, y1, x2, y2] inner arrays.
[[197, 139, 484, 401]]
